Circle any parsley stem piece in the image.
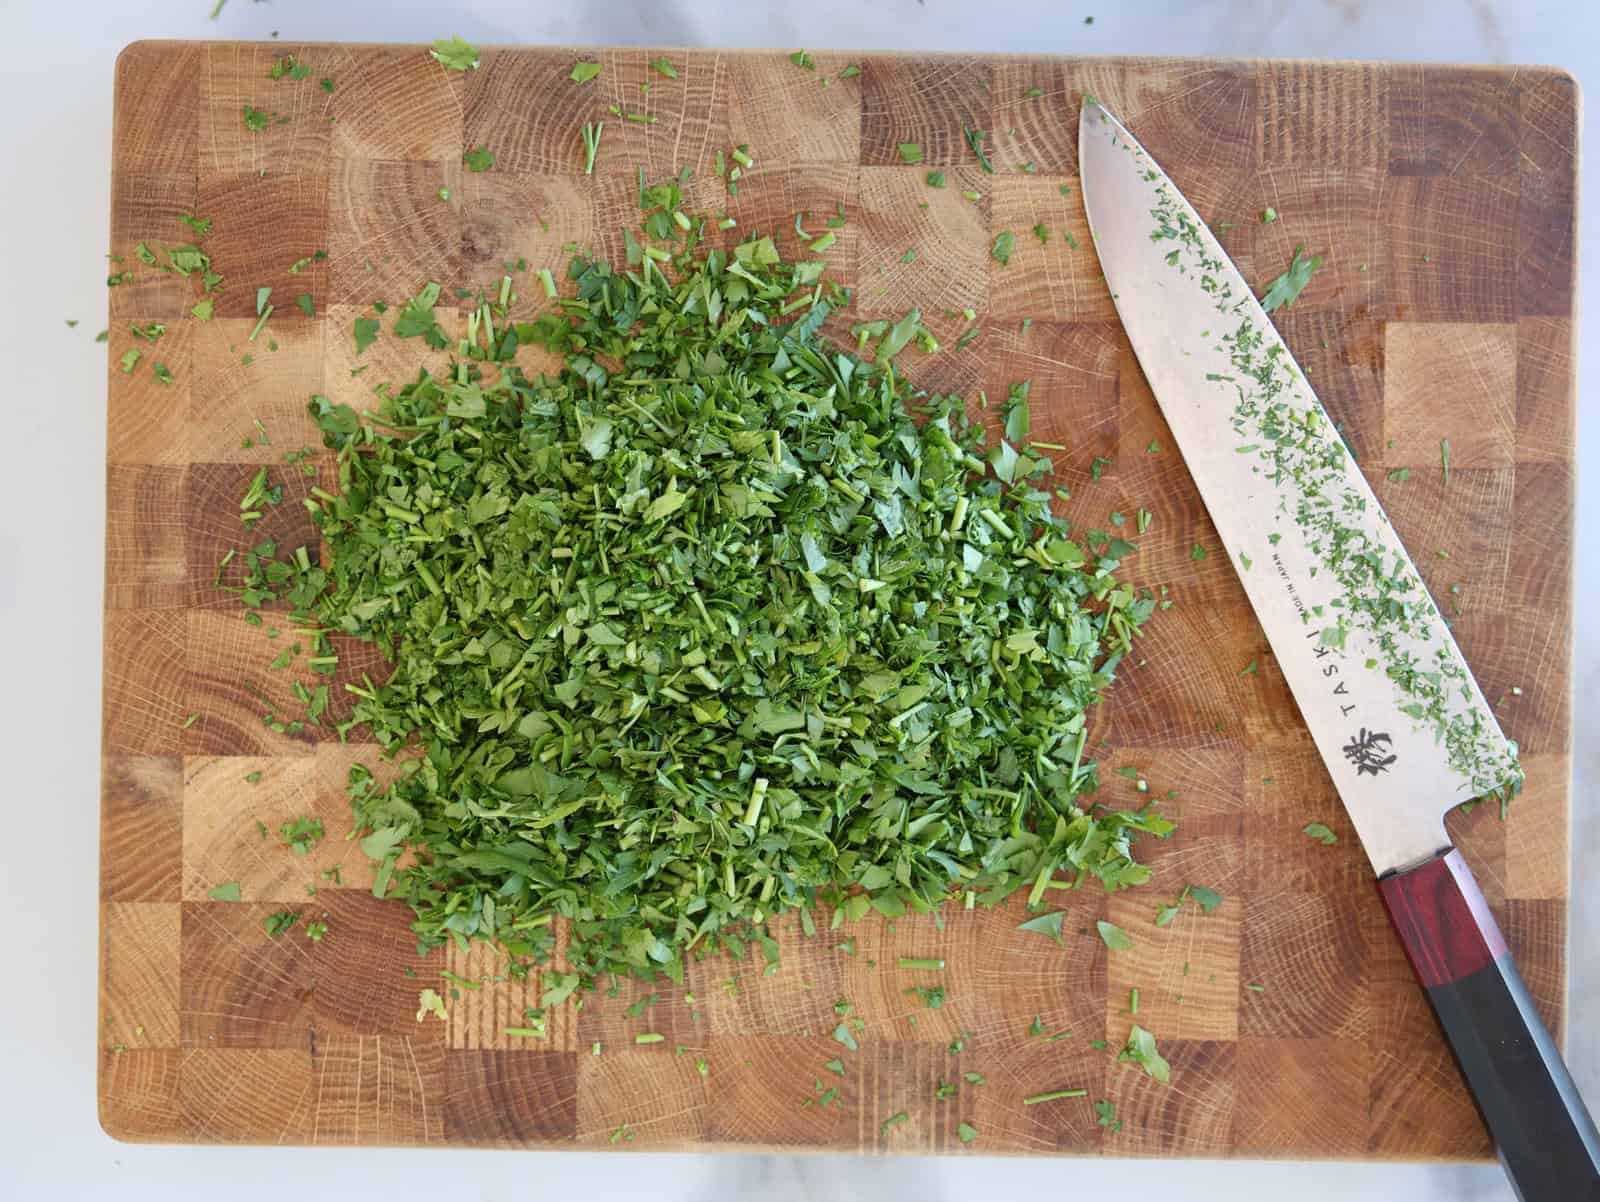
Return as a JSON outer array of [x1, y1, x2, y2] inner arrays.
[[1023, 1088, 1087, 1105], [897, 957, 945, 970], [581, 122, 604, 175]]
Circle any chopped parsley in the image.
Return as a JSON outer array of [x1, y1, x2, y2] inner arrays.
[[219, 207, 1163, 992]]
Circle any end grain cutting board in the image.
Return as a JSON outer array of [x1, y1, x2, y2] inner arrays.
[[100, 43, 1577, 1156]]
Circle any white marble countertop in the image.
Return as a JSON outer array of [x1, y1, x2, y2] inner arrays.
[[0, 2, 1591, 1200]]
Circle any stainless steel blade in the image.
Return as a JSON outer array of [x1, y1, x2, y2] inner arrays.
[[1078, 99, 1519, 876]]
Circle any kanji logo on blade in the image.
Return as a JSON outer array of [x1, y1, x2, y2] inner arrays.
[[1343, 728, 1396, 776]]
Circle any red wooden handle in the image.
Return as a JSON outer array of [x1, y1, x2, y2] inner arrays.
[[1376, 848, 1507, 987], [1376, 848, 1600, 1199]]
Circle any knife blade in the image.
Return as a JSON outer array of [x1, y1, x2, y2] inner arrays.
[[1078, 96, 1597, 1201]]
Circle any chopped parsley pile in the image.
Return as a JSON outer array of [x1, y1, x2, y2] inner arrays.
[[225, 185, 1163, 987]]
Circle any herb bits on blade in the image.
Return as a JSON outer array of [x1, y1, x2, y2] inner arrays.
[[220, 192, 1164, 989]]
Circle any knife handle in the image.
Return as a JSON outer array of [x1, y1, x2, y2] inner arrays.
[[1378, 848, 1600, 1200]]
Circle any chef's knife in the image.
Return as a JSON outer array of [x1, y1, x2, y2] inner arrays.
[[1078, 97, 1597, 1200]]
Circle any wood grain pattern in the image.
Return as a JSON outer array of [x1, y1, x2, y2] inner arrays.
[[99, 44, 1577, 1158]]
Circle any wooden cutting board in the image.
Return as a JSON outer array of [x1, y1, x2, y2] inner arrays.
[[99, 43, 1577, 1156]]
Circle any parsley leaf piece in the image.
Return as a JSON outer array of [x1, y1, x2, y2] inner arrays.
[[789, 49, 815, 70], [430, 37, 480, 71], [925, 171, 945, 188], [1096, 920, 1134, 951], [957, 1121, 978, 1144], [897, 142, 923, 164], [1260, 243, 1323, 313], [649, 57, 678, 78], [912, 986, 946, 1009], [1118, 1024, 1170, 1083], [207, 881, 242, 902], [570, 60, 602, 84], [1189, 885, 1223, 913], [242, 105, 268, 133], [1302, 822, 1339, 846], [294, 293, 314, 317], [353, 317, 380, 355], [463, 145, 496, 172], [991, 230, 1016, 266], [1017, 910, 1066, 945], [264, 910, 301, 938], [279, 816, 325, 855], [962, 124, 995, 173], [393, 282, 444, 340]]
